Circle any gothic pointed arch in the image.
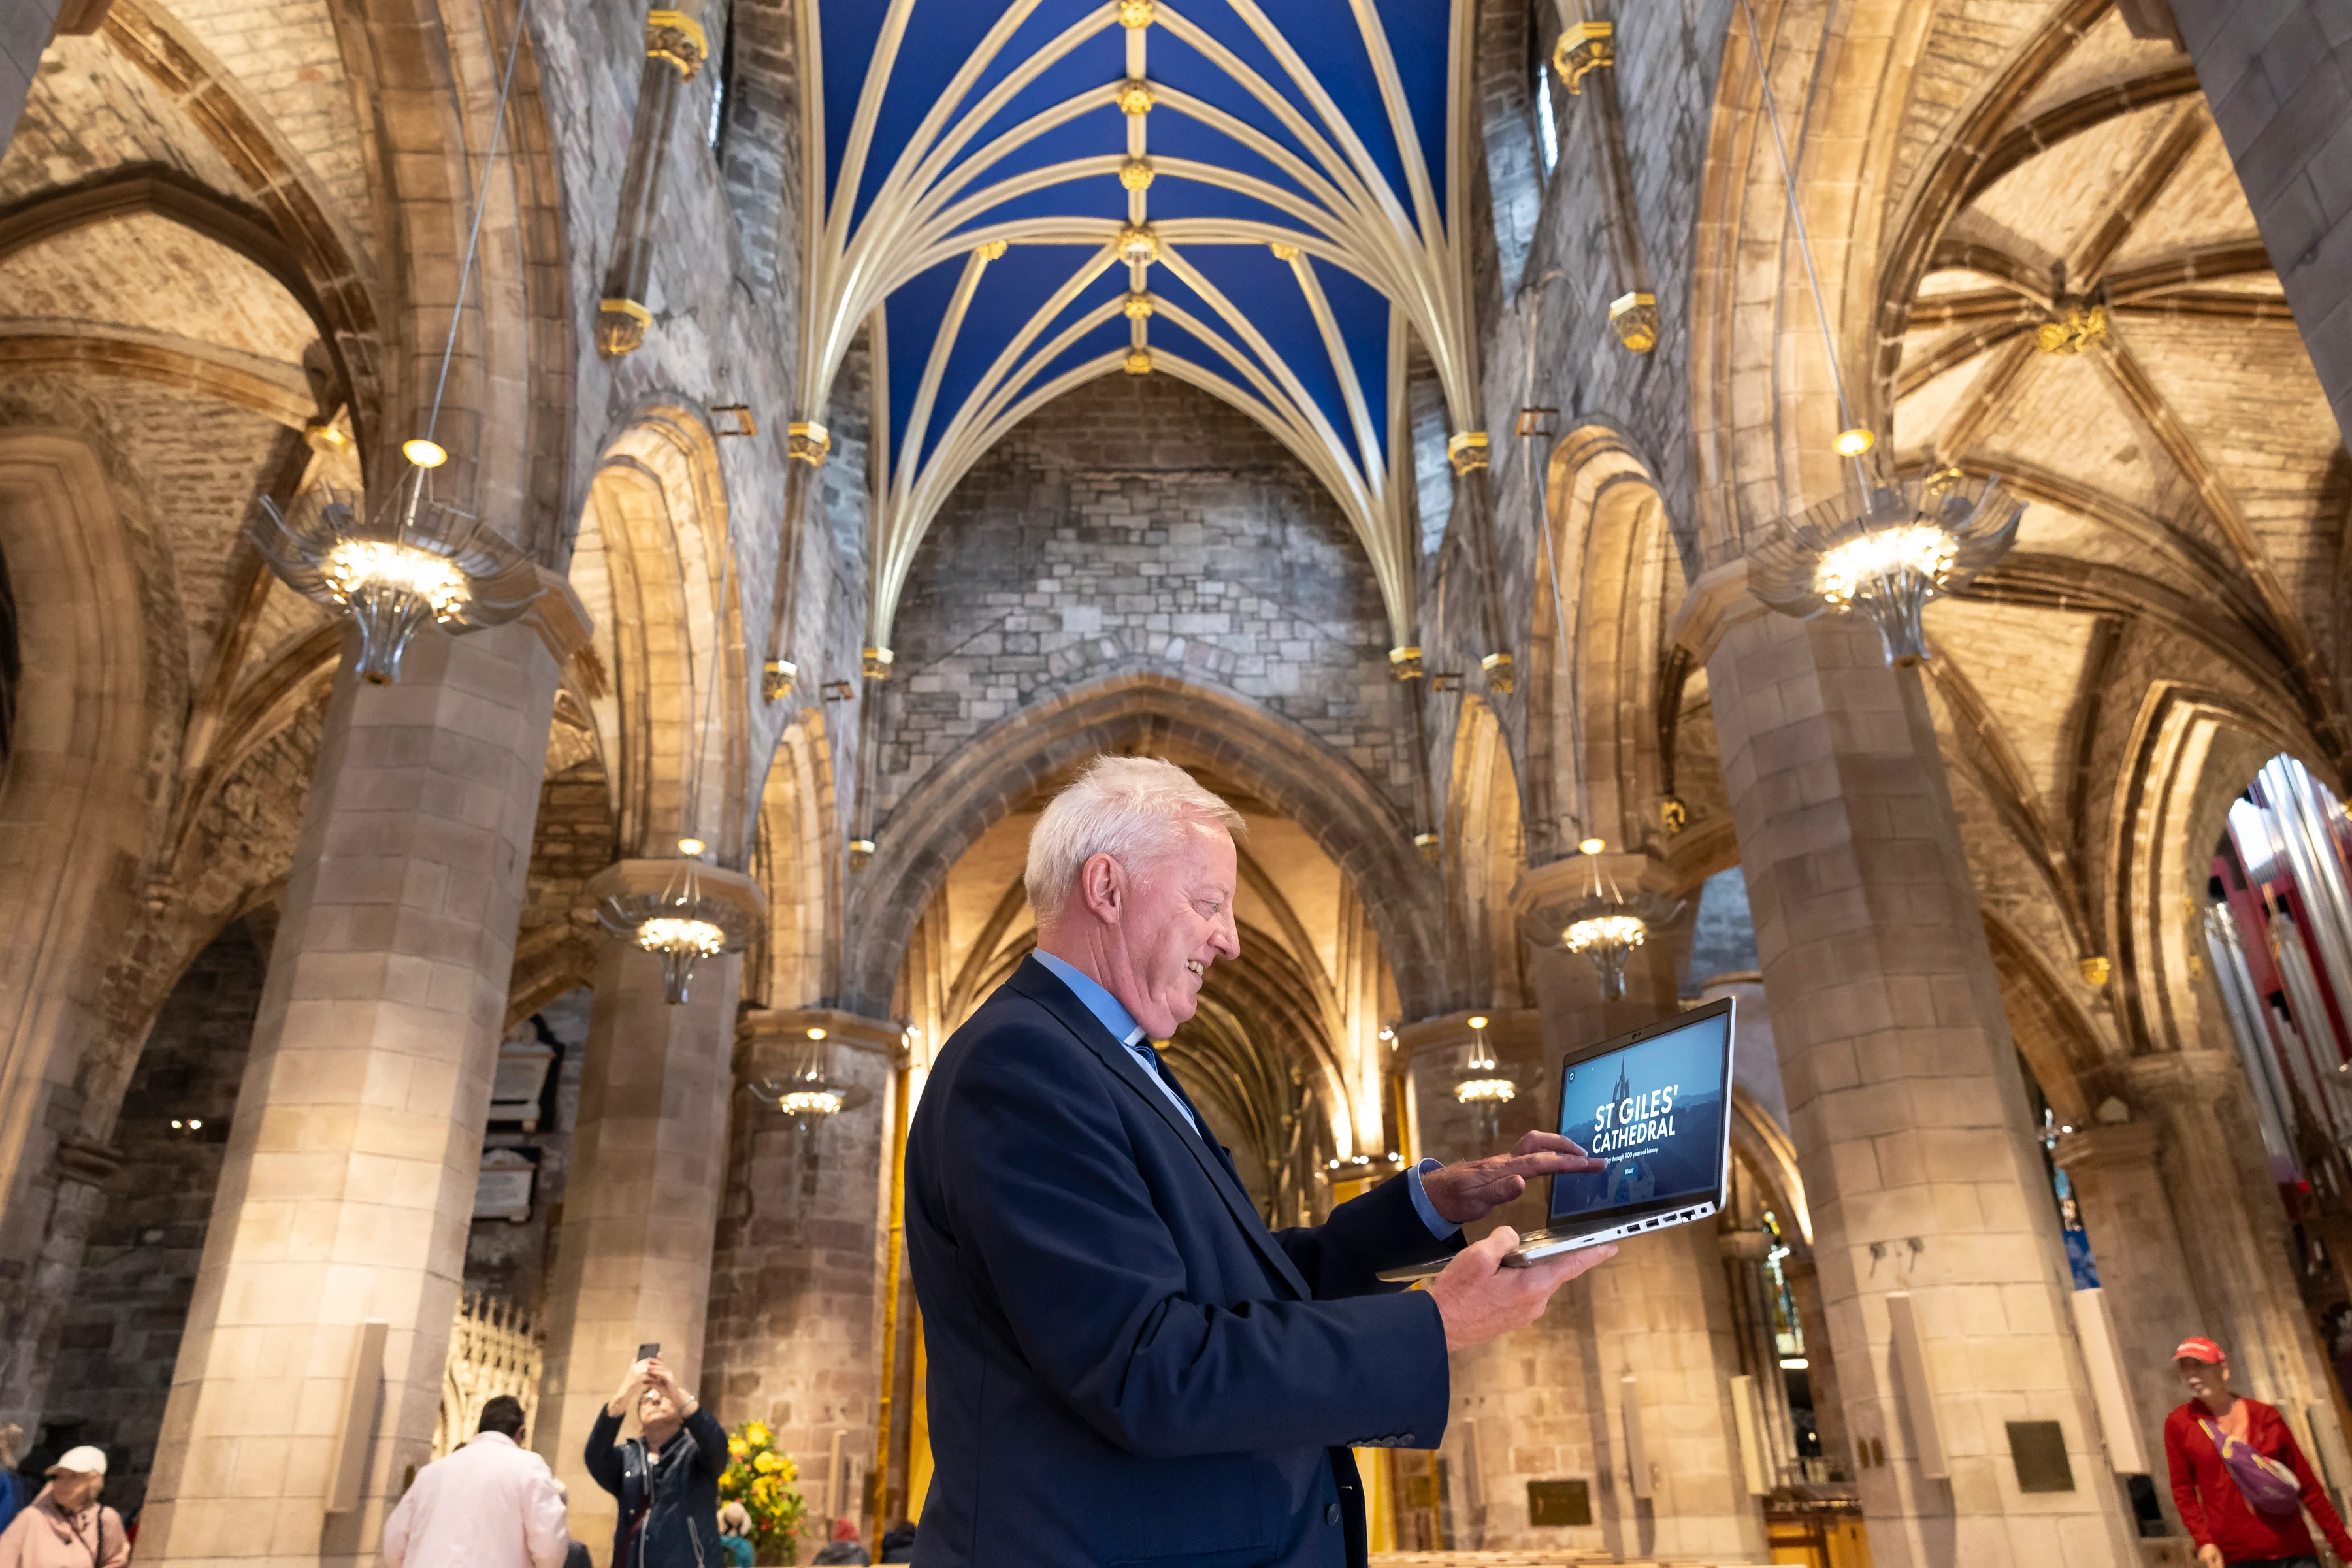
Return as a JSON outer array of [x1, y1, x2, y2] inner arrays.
[[844, 668, 1443, 1019]]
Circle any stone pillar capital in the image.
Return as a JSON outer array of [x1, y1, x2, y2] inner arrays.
[[737, 1007, 906, 1076], [2051, 1119, 2161, 1175], [524, 566, 595, 666], [1393, 1007, 1537, 1063], [54, 1137, 123, 1189], [1667, 558, 1767, 667], [2123, 1049, 2240, 1107], [1718, 1228, 1769, 1263], [1511, 851, 1676, 935], [586, 859, 766, 924]]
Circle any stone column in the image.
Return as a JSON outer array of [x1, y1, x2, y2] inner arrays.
[[2127, 1053, 2340, 1431], [1400, 1007, 1599, 1552], [134, 615, 570, 1567], [1537, 930, 1764, 1563], [2162, 0, 2352, 452], [2052, 1118, 2200, 1529], [1706, 611, 2138, 1567], [534, 860, 760, 1563], [703, 1008, 896, 1532]]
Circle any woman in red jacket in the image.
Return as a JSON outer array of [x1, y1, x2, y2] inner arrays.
[[2165, 1335, 2352, 1568]]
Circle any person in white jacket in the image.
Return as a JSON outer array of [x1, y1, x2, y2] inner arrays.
[[383, 1396, 570, 1568]]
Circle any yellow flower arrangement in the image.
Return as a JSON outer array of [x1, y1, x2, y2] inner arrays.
[[717, 1418, 805, 1561]]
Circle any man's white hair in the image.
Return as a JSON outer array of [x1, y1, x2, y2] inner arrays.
[[1026, 755, 1243, 927]]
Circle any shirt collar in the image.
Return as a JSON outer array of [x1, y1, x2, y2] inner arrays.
[[1032, 949, 1147, 1046]]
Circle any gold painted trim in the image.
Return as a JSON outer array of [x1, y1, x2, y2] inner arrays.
[[1117, 224, 1158, 263], [1480, 651, 1516, 694], [596, 298, 653, 357], [788, 421, 832, 465], [1388, 645, 1424, 680], [862, 645, 895, 679], [645, 9, 708, 78], [1609, 291, 1659, 353], [1118, 79, 1155, 116], [1446, 431, 1490, 473], [1552, 21, 1615, 95]]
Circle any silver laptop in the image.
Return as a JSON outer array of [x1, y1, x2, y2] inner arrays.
[[1378, 995, 1737, 1282]]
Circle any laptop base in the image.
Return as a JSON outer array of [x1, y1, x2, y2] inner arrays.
[[1374, 1199, 1719, 1284]]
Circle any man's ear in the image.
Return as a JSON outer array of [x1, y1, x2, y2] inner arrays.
[[1081, 851, 1124, 923]]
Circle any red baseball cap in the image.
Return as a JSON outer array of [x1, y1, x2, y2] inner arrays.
[[2176, 1336, 2227, 1364]]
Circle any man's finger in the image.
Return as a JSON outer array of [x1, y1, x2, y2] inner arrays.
[[1510, 1130, 1592, 1157], [1486, 1150, 1609, 1179], [1473, 1224, 1520, 1262], [1520, 1242, 1618, 1288]]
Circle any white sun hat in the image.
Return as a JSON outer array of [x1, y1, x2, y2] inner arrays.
[[46, 1446, 106, 1477]]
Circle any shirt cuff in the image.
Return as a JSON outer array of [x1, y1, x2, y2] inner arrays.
[[1406, 1158, 1457, 1238]]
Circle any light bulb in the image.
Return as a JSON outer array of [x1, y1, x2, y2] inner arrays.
[[1832, 427, 1875, 457]]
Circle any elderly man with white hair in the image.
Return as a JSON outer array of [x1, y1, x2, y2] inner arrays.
[[903, 755, 1614, 1568]]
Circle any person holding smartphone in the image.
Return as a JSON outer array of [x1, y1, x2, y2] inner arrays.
[[584, 1352, 728, 1568]]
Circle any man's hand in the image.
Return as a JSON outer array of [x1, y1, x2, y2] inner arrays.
[[1425, 1226, 1615, 1352], [2195, 1546, 2223, 1568], [1420, 1130, 1607, 1226], [605, 1357, 653, 1417]]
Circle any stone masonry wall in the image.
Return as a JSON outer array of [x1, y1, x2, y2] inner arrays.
[[41, 919, 265, 1518], [1423, 0, 1738, 872], [872, 373, 1408, 823]]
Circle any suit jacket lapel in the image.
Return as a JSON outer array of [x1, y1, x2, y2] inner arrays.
[[1009, 958, 1313, 1300]]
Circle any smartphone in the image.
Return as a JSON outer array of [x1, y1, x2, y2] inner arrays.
[[637, 1341, 661, 1360]]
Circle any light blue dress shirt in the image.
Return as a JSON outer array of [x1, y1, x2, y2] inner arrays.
[[1030, 951, 1455, 1239]]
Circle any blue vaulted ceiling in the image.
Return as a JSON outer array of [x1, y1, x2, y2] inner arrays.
[[797, 0, 1478, 647]]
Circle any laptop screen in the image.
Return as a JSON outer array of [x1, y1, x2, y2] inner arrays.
[[1548, 1002, 1733, 1227]]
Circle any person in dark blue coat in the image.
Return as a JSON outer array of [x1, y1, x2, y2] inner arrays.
[[583, 1357, 727, 1568], [905, 757, 1616, 1568]]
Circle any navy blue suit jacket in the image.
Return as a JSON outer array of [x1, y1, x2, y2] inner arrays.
[[904, 956, 1457, 1568]]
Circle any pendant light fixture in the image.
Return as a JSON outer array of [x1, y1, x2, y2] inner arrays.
[[248, 0, 542, 683], [1733, 0, 2019, 664], [596, 478, 760, 1003]]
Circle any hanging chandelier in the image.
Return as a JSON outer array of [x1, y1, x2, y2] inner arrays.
[[248, 445, 540, 683], [249, 0, 542, 685], [749, 1025, 874, 1130], [598, 851, 757, 1004], [1559, 841, 1683, 1000], [1452, 1014, 1516, 1141], [1748, 471, 2023, 666]]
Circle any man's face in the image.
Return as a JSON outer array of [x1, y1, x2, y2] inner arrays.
[[2178, 1357, 2230, 1405], [640, 1383, 679, 1428], [1100, 822, 1241, 1038]]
